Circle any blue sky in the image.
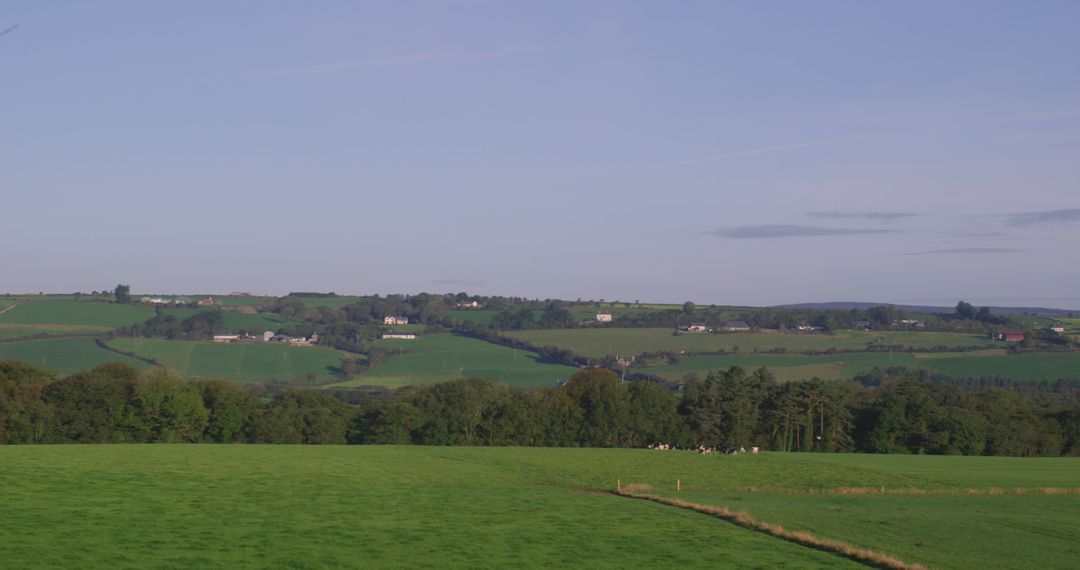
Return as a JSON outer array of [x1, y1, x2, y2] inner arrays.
[[3, 1, 1079, 307]]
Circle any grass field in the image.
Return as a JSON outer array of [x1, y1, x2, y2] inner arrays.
[[642, 352, 923, 382], [507, 328, 997, 358], [0, 323, 111, 340], [0, 447, 1076, 569], [0, 338, 148, 375], [330, 333, 579, 389], [917, 351, 1080, 380], [108, 338, 350, 384], [159, 307, 295, 334], [0, 300, 153, 328]]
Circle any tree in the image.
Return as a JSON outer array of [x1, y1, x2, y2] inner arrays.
[[682, 301, 696, 315], [955, 300, 975, 320], [114, 284, 131, 304]]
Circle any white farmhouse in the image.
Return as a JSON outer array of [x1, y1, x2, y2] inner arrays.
[[595, 312, 613, 323], [384, 316, 409, 325]]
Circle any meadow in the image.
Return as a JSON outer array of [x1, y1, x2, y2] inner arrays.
[[160, 307, 295, 334], [0, 299, 153, 329], [506, 328, 997, 358], [108, 338, 350, 384], [0, 338, 148, 375], [0, 447, 1076, 569], [641, 352, 923, 382], [330, 333, 579, 389]]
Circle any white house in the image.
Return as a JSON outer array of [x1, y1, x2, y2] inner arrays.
[[596, 312, 613, 323], [681, 324, 709, 333], [384, 315, 409, 325], [455, 300, 482, 309], [262, 330, 275, 342], [213, 335, 240, 343], [381, 333, 418, 340], [1049, 325, 1066, 333], [197, 297, 215, 306]]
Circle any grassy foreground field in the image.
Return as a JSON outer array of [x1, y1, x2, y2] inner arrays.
[[331, 333, 579, 389], [0, 338, 149, 375], [109, 338, 350, 384], [0, 447, 1077, 569], [506, 328, 996, 358]]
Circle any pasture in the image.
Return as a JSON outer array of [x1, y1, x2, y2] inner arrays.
[[0, 299, 153, 328], [159, 307, 294, 334], [0, 447, 1077, 569], [506, 328, 996, 358], [108, 338, 350, 384], [0, 338, 148, 375], [331, 333, 578, 389], [642, 352, 922, 382]]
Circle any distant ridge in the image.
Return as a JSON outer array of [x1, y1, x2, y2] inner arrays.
[[773, 301, 1078, 317]]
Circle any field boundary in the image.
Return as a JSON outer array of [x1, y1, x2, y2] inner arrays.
[[731, 485, 1080, 496], [611, 486, 927, 570], [0, 302, 20, 317], [95, 338, 160, 366]]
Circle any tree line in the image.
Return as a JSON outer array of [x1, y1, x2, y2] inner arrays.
[[2, 359, 1078, 454]]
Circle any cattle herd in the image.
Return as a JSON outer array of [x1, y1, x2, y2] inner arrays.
[[647, 443, 760, 455]]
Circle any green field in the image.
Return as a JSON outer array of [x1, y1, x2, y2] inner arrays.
[[642, 352, 923, 382], [331, 333, 578, 389], [916, 351, 1080, 380], [108, 338, 350, 384], [507, 328, 996, 358], [0, 447, 1076, 569], [160, 307, 294, 334], [0, 338, 148, 375], [0, 300, 153, 328]]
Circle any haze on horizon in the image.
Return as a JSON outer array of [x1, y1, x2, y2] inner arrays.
[[3, 1, 1079, 308]]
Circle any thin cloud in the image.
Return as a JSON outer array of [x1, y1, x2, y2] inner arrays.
[[712, 225, 899, 239], [904, 247, 1024, 256], [808, 211, 921, 222], [669, 137, 860, 166], [262, 44, 550, 76], [0, 24, 18, 38], [1004, 208, 1080, 226], [952, 231, 1009, 238]]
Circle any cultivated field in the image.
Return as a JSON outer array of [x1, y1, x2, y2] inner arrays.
[[0, 338, 149, 375], [108, 338, 350, 384], [506, 328, 997, 358], [642, 352, 922, 382], [159, 307, 295, 334], [330, 333, 578, 389], [0, 447, 1076, 569]]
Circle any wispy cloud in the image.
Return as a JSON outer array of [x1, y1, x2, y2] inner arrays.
[[1004, 208, 1080, 226], [432, 278, 486, 287], [669, 137, 859, 166], [0, 24, 18, 39], [262, 44, 550, 76], [712, 225, 899, 239], [808, 211, 921, 222], [904, 247, 1024, 255], [951, 231, 1009, 238]]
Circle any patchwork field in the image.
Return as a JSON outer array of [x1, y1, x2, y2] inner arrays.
[[507, 328, 997, 358], [159, 307, 295, 334], [0, 338, 148, 375], [108, 338, 350, 384], [0, 447, 1076, 569], [331, 333, 579, 389]]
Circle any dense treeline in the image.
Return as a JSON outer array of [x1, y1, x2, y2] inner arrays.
[[3, 359, 1078, 455]]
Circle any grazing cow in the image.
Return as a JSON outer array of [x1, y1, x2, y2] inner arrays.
[[752, 446, 759, 455]]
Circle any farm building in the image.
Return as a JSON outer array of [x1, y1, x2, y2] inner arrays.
[[384, 316, 409, 325], [381, 333, 418, 340], [212, 335, 240, 343], [722, 321, 751, 332], [595, 312, 613, 322], [262, 331, 275, 342], [455, 300, 483, 309], [680, 324, 709, 333], [854, 320, 872, 330], [999, 330, 1025, 342], [796, 324, 824, 332], [197, 297, 215, 306], [1049, 325, 1066, 333]]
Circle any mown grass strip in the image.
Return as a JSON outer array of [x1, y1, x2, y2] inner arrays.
[[613, 486, 927, 570]]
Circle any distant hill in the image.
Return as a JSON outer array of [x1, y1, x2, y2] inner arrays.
[[774, 302, 1078, 317]]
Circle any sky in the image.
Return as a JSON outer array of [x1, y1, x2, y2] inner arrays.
[[3, 1, 1080, 307]]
